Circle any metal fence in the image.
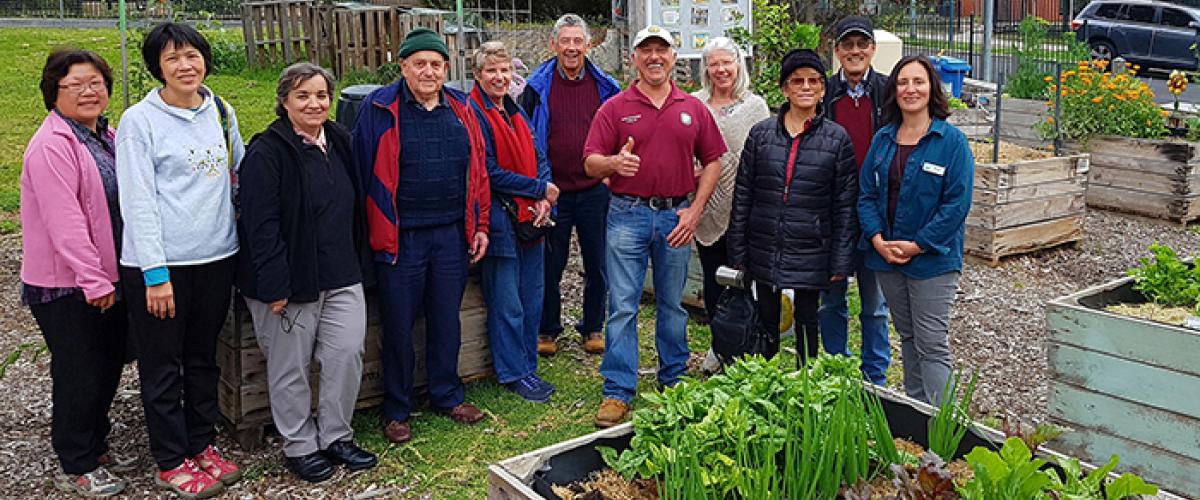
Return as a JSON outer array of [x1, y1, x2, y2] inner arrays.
[[885, 0, 1088, 86]]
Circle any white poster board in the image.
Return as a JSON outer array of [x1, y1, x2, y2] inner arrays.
[[647, 0, 753, 58]]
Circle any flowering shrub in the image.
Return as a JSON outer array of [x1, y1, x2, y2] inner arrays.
[[1168, 70, 1188, 111], [1039, 60, 1168, 142]]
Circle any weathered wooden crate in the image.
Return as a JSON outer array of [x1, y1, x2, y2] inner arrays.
[[1071, 137, 1200, 226], [1046, 277, 1200, 496], [965, 153, 1089, 265], [995, 97, 1054, 148], [242, 0, 319, 68], [310, 5, 446, 77], [217, 273, 491, 447], [487, 385, 1188, 499]]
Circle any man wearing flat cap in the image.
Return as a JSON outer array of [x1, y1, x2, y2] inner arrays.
[[351, 27, 491, 444], [583, 25, 727, 428], [820, 15, 895, 387]]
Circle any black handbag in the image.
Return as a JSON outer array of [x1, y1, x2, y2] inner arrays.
[[710, 286, 779, 365], [497, 194, 554, 242]]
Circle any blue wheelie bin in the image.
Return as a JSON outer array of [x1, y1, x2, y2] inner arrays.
[[929, 56, 971, 99]]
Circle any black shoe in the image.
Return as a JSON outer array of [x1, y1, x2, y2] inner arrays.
[[323, 441, 378, 471], [284, 452, 335, 483]]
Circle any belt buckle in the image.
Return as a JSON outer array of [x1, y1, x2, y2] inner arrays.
[[648, 196, 666, 210]]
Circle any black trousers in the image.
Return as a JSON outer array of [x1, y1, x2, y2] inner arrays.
[[695, 235, 728, 323], [30, 293, 127, 475], [754, 282, 821, 364], [120, 257, 234, 470]]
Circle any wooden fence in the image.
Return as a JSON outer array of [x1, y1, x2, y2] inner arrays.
[[243, 0, 446, 77]]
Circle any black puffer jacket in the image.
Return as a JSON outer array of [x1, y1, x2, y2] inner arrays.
[[727, 106, 858, 290]]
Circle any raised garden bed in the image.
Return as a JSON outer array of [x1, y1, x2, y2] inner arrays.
[[966, 141, 1088, 265], [217, 272, 492, 447], [1046, 276, 1200, 497], [1070, 137, 1200, 226], [488, 383, 1180, 499]]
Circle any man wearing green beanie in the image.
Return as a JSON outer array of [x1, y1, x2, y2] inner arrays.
[[351, 27, 492, 444]]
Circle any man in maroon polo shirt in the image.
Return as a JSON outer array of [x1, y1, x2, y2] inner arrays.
[[582, 25, 727, 428]]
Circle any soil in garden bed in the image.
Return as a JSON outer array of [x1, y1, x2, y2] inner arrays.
[[969, 140, 1054, 163], [550, 438, 975, 500], [1104, 302, 1191, 326]]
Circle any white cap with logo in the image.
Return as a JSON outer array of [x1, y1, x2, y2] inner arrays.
[[632, 25, 674, 49]]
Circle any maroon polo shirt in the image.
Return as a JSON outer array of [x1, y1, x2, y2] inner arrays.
[[582, 81, 727, 198]]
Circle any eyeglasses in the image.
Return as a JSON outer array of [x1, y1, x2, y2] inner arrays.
[[786, 76, 824, 88], [837, 38, 873, 51], [279, 307, 306, 334], [58, 80, 107, 95]]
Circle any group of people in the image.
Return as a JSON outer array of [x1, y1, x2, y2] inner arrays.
[[20, 11, 973, 498]]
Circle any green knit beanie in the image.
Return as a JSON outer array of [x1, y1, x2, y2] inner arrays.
[[399, 28, 449, 60]]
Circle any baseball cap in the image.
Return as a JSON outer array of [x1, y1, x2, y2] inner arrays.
[[835, 16, 875, 41], [632, 25, 674, 49]]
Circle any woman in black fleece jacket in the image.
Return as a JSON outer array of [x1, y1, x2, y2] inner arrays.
[[727, 49, 858, 362]]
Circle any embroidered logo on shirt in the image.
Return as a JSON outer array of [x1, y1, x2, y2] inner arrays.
[[621, 114, 642, 123], [188, 143, 228, 178], [680, 112, 693, 126]]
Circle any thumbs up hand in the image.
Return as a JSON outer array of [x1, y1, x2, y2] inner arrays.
[[615, 136, 640, 177]]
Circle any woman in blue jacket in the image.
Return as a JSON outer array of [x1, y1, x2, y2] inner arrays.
[[857, 55, 974, 405], [470, 41, 559, 403]]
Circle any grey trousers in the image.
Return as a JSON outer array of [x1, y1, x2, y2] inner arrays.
[[246, 284, 366, 457], [875, 271, 959, 405]]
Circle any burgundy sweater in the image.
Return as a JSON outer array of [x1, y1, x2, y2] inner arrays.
[[547, 69, 602, 192], [834, 94, 875, 170]]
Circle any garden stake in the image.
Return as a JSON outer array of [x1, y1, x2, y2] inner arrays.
[[993, 76, 1002, 164], [1054, 62, 1063, 156]]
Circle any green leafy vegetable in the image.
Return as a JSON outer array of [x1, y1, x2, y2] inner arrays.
[[959, 437, 1053, 499]]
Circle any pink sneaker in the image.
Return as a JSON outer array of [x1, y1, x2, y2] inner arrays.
[[193, 445, 242, 485], [155, 458, 223, 499]]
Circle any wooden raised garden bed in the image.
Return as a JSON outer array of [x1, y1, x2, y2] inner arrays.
[[1046, 277, 1200, 496], [217, 273, 492, 447], [487, 385, 1185, 499], [966, 142, 1088, 265], [1074, 137, 1200, 226]]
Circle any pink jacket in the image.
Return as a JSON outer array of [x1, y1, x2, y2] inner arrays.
[[20, 112, 119, 300]]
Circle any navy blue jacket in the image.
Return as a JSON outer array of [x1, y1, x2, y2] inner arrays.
[[470, 91, 552, 258], [858, 119, 974, 279], [519, 57, 621, 155]]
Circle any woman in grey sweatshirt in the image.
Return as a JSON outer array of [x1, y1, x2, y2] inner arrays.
[[115, 22, 244, 498]]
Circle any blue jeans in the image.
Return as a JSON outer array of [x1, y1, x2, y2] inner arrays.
[[482, 242, 544, 384], [542, 183, 609, 337], [818, 253, 891, 385], [376, 224, 468, 422], [600, 196, 692, 403]]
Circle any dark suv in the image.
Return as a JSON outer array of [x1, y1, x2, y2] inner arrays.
[[1074, 0, 1200, 70]]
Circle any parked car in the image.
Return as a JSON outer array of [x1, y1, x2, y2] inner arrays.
[[1073, 0, 1200, 70]]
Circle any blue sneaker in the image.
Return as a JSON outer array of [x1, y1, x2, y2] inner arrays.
[[504, 375, 551, 403], [529, 374, 556, 397]]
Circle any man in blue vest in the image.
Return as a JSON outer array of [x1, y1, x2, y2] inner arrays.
[[520, 13, 621, 357]]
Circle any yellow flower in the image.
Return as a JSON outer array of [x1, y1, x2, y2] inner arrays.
[[1045, 100, 1054, 106], [1044, 75, 1054, 82], [1108, 105, 1115, 111], [1062, 90, 1069, 97], [1047, 117, 1055, 124]]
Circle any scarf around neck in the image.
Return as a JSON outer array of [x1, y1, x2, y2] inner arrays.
[[471, 84, 538, 223]]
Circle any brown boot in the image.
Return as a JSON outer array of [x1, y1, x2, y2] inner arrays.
[[537, 335, 558, 356], [582, 332, 605, 354], [594, 399, 629, 428], [384, 420, 411, 444], [437, 403, 485, 424]]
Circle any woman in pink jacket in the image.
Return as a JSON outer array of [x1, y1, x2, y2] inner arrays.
[[20, 49, 135, 497]]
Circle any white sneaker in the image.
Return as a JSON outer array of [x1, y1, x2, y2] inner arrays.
[[55, 466, 125, 497]]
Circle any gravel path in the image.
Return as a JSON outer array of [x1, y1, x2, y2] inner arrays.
[[0, 210, 1194, 497]]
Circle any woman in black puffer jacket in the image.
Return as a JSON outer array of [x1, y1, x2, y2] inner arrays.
[[727, 49, 858, 362]]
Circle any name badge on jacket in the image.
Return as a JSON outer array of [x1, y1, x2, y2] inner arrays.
[[922, 162, 946, 176]]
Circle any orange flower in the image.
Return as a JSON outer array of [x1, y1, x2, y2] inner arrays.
[[1092, 96, 1103, 103], [1161, 110, 1171, 116], [1047, 117, 1055, 124], [1044, 75, 1054, 82]]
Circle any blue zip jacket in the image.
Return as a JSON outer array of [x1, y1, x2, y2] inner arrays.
[[469, 89, 552, 258], [858, 119, 974, 279], [521, 57, 621, 155]]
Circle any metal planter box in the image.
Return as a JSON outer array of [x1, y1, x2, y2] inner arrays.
[[1047, 277, 1200, 497], [487, 387, 1185, 499]]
